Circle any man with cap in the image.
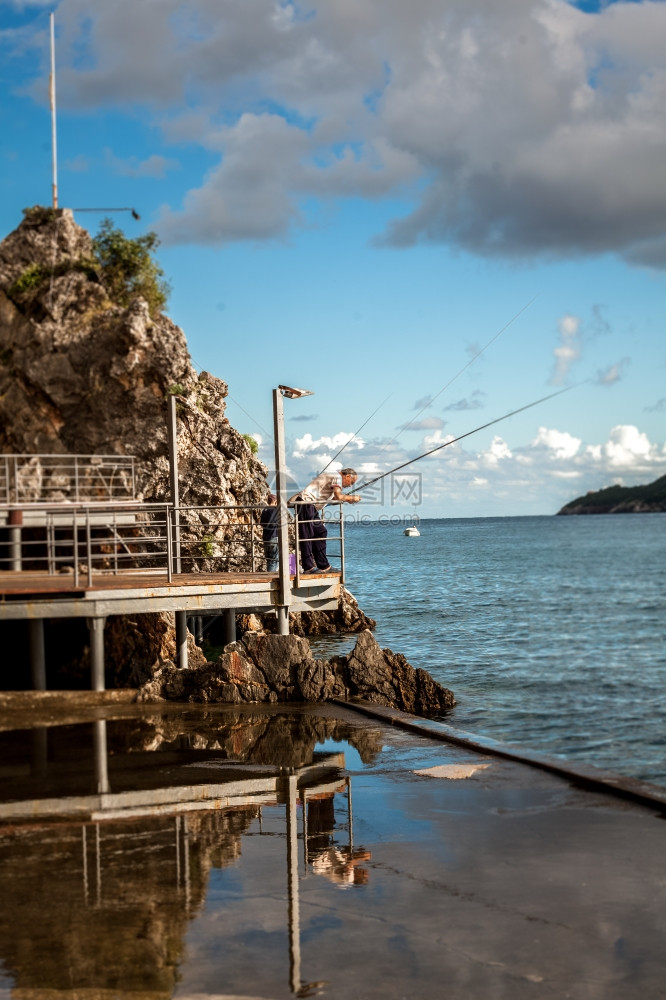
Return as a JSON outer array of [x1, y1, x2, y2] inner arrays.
[[290, 468, 361, 573]]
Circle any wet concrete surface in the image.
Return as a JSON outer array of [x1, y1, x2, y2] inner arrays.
[[0, 701, 664, 1000]]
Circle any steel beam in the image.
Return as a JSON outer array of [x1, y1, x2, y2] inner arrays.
[[175, 610, 188, 669], [87, 616, 106, 691], [223, 608, 236, 646], [273, 388, 291, 631], [28, 618, 46, 690]]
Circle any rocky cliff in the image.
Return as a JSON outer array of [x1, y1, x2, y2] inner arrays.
[[0, 208, 375, 686], [557, 474, 666, 514], [0, 207, 266, 519]]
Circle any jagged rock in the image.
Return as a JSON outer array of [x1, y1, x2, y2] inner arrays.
[[293, 586, 377, 635], [297, 658, 347, 702], [345, 630, 455, 715], [137, 628, 454, 717]]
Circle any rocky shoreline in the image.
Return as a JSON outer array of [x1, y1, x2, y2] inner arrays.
[[137, 628, 455, 717]]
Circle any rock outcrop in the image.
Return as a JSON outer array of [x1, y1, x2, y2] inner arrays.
[[137, 629, 455, 717], [0, 208, 267, 564], [558, 474, 666, 514]]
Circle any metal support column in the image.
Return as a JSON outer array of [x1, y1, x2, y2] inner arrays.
[[87, 616, 106, 691], [175, 611, 188, 670], [28, 619, 46, 690], [223, 608, 236, 646], [167, 394, 182, 575], [273, 388, 291, 635]]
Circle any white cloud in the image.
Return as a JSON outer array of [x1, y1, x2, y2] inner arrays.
[[594, 424, 657, 468], [293, 431, 364, 458], [482, 435, 513, 465], [531, 426, 582, 460], [34, 0, 666, 264], [551, 313, 582, 384]]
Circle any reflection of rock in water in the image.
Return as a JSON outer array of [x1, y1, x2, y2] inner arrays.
[[0, 807, 257, 994], [109, 709, 385, 768]]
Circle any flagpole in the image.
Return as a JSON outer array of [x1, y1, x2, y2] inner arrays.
[[49, 12, 58, 209]]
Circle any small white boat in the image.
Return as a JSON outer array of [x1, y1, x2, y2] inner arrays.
[[404, 525, 420, 537]]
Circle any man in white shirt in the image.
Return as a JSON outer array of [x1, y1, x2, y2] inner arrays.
[[290, 468, 361, 572]]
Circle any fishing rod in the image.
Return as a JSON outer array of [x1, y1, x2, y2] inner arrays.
[[352, 382, 580, 494], [328, 295, 538, 475], [317, 391, 393, 477]]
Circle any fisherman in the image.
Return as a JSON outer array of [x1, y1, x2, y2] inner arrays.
[[290, 468, 361, 573], [259, 493, 279, 572]]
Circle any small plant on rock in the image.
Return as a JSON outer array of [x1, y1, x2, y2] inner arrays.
[[92, 218, 170, 316], [242, 434, 259, 455]]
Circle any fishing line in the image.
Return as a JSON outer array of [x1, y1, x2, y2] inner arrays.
[[353, 382, 580, 494], [382, 295, 539, 457], [317, 391, 393, 477]]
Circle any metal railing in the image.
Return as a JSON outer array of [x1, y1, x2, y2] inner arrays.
[[0, 503, 170, 587], [0, 454, 136, 505], [0, 501, 345, 586], [292, 501, 345, 587]]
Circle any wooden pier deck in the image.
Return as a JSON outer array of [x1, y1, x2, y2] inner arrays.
[[0, 568, 341, 619]]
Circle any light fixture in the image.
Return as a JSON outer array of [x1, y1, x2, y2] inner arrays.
[[278, 385, 314, 399]]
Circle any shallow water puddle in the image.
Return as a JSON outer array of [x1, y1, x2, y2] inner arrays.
[[0, 703, 664, 1000]]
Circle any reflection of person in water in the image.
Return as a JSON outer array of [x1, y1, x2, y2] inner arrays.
[[305, 794, 371, 887], [311, 846, 372, 886]]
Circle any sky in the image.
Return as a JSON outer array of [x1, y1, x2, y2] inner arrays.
[[1, 0, 665, 518]]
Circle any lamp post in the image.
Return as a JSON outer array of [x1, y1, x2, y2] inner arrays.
[[273, 385, 313, 635]]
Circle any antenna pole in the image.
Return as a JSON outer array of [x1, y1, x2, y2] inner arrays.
[[49, 13, 58, 209]]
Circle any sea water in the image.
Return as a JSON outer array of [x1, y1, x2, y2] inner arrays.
[[316, 513, 666, 786]]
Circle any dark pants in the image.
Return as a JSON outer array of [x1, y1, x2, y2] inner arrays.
[[296, 503, 328, 570], [263, 540, 278, 572]]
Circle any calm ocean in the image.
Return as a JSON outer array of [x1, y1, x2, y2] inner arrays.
[[312, 513, 666, 787]]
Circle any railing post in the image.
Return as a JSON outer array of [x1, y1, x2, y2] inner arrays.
[[8, 509, 22, 572], [166, 506, 173, 583], [46, 514, 55, 575], [167, 395, 182, 574], [86, 510, 93, 587], [273, 389, 291, 635], [339, 504, 345, 586], [73, 508, 79, 586]]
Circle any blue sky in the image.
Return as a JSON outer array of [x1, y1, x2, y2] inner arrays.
[[1, 0, 664, 517]]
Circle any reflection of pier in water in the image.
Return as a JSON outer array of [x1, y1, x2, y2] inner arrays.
[[0, 711, 374, 997]]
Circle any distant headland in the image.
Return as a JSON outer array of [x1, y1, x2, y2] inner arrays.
[[557, 474, 666, 515]]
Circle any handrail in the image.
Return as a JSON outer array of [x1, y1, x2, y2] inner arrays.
[[0, 500, 346, 584], [0, 454, 136, 505]]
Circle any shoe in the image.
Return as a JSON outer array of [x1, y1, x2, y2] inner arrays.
[[301, 566, 317, 574], [317, 564, 333, 572]]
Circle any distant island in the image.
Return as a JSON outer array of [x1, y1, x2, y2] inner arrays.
[[557, 474, 666, 515]]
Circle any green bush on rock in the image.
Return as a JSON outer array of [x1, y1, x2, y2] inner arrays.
[[92, 218, 170, 316]]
